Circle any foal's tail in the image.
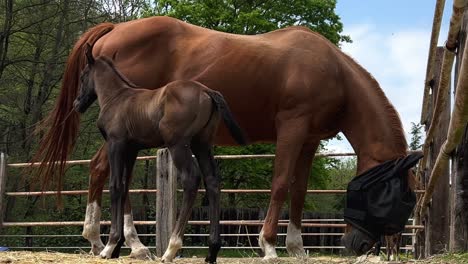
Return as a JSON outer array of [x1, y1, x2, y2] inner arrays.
[[205, 90, 247, 145]]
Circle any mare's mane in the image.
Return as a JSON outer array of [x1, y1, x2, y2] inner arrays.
[[340, 51, 408, 154]]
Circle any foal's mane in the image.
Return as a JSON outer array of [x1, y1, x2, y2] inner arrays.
[[340, 52, 408, 154], [98, 56, 139, 88]]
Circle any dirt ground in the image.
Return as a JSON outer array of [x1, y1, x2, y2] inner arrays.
[[0, 251, 467, 264]]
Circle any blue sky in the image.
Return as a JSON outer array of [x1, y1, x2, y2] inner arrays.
[[327, 0, 452, 152]]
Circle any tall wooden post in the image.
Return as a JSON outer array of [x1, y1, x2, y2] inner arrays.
[[156, 148, 177, 257], [422, 47, 451, 256], [0, 153, 7, 230], [449, 11, 468, 252]]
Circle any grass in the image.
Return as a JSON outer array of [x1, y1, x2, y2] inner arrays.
[[419, 252, 468, 263]]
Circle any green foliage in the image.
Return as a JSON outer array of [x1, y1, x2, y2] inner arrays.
[[145, 0, 351, 45], [409, 122, 423, 151], [314, 157, 356, 212]]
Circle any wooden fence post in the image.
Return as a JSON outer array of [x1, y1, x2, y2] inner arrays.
[[156, 148, 177, 257], [0, 153, 7, 230], [420, 47, 451, 256], [449, 11, 468, 252]]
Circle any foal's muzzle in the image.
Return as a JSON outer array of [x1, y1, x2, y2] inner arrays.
[[73, 93, 96, 113], [73, 98, 85, 113]]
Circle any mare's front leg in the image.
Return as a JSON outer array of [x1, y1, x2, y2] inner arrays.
[[161, 142, 201, 263], [259, 115, 310, 260], [99, 141, 138, 259], [192, 141, 221, 264], [286, 142, 319, 257]]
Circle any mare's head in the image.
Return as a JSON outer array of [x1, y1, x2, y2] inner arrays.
[[74, 44, 99, 113], [340, 153, 422, 255]]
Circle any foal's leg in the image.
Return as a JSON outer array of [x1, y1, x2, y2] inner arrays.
[[259, 115, 309, 260], [162, 143, 201, 263], [286, 143, 318, 257], [83, 144, 148, 259], [124, 196, 151, 259], [100, 142, 137, 259], [83, 145, 108, 255], [192, 141, 221, 264]]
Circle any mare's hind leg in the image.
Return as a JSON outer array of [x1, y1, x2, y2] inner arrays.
[[259, 115, 310, 260], [286, 143, 318, 257], [162, 142, 201, 263], [192, 140, 221, 264], [83, 145, 108, 255]]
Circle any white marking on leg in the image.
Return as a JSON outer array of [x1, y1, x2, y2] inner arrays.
[[82, 201, 105, 255], [286, 223, 305, 257], [99, 241, 117, 259], [259, 229, 278, 260], [124, 213, 151, 259], [161, 234, 183, 263]]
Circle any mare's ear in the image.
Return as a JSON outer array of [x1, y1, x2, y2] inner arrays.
[[85, 43, 95, 65]]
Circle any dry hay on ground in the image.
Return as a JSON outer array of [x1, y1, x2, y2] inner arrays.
[[0, 251, 351, 264], [1, 251, 467, 264]]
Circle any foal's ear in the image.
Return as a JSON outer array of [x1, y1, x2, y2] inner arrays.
[[85, 43, 95, 65]]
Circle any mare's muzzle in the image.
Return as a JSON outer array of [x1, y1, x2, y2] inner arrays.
[[341, 228, 374, 255], [342, 153, 423, 254]]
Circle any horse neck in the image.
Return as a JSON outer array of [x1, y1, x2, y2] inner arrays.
[[94, 64, 128, 109], [340, 58, 407, 174]]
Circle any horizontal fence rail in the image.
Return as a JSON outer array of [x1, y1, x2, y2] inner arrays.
[[0, 151, 424, 254], [1, 220, 424, 229], [3, 189, 427, 196], [6, 150, 423, 168]]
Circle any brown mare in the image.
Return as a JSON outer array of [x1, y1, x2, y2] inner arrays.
[[74, 45, 246, 262], [35, 16, 414, 259]]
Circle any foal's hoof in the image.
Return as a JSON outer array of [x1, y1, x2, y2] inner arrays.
[[99, 248, 113, 259], [129, 247, 152, 260], [205, 257, 217, 264]]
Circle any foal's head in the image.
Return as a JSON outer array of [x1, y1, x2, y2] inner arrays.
[[74, 44, 99, 113]]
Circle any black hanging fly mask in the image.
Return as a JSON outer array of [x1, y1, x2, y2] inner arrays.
[[341, 153, 423, 255]]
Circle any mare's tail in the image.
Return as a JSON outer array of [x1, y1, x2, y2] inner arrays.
[[204, 90, 247, 145], [32, 23, 114, 193]]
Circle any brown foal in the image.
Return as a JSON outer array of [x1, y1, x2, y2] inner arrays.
[[73, 45, 246, 263]]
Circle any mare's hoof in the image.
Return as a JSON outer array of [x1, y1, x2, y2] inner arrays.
[[286, 247, 306, 258], [89, 245, 104, 256], [161, 256, 173, 263], [129, 247, 152, 260]]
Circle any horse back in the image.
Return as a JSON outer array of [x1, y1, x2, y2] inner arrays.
[[92, 16, 347, 144]]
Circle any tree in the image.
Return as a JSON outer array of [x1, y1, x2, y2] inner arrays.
[[410, 122, 423, 151], [145, 0, 350, 45]]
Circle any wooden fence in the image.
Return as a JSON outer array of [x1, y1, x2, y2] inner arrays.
[[0, 150, 424, 256], [416, 0, 468, 257]]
